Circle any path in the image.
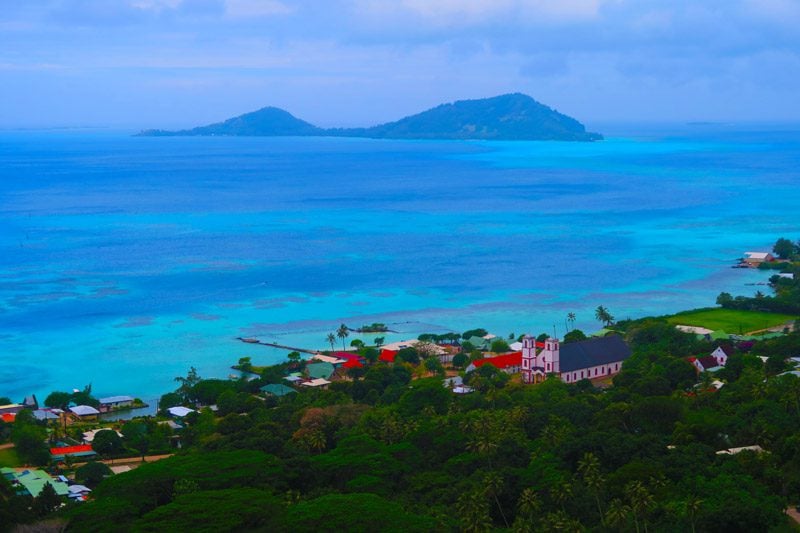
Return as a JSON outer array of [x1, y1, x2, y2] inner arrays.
[[0, 442, 15, 450], [236, 337, 321, 355], [786, 507, 800, 525], [72, 453, 174, 469]]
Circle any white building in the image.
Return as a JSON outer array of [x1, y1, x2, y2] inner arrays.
[[521, 335, 632, 384]]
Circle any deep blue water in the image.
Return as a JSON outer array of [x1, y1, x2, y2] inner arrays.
[[1, 125, 798, 401]]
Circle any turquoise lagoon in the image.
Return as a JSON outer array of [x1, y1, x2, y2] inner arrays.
[[0, 125, 797, 401]]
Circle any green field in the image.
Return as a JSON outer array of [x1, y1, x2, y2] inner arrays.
[[0, 447, 21, 467], [666, 308, 797, 334]]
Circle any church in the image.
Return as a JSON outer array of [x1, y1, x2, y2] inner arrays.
[[521, 334, 631, 384]]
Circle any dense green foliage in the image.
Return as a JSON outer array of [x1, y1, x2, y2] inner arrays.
[[60, 317, 800, 532]]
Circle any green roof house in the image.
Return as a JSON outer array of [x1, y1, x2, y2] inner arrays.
[[1, 468, 69, 497], [260, 384, 297, 397], [466, 336, 490, 350], [305, 362, 335, 380]]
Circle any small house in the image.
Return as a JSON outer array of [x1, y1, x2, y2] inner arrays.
[[260, 384, 297, 397], [466, 352, 522, 374], [69, 405, 100, 421], [167, 406, 195, 418], [1, 468, 70, 498], [98, 395, 135, 412], [300, 378, 331, 388], [743, 252, 774, 266]]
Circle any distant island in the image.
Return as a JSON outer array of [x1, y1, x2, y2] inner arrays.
[[138, 93, 602, 141]]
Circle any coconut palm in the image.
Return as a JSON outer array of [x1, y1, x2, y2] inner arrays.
[[605, 498, 631, 530], [567, 312, 576, 330], [483, 472, 509, 528], [624, 481, 654, 533], [684, 495, 703, 533], [578, 452, 606, 523], [326, 333, 336, 351], [595, 305, 614, 327], [550, 480, 573, 513], [336, 323, 349, 350], [456, 491, 492, 533]]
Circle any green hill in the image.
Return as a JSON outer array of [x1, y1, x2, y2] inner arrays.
[[139, 93, 602, 141]]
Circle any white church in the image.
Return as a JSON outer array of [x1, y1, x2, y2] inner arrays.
[[521, 334, 632, 384]]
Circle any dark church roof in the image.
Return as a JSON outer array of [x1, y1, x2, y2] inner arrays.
[[560, 335, 631, 373]]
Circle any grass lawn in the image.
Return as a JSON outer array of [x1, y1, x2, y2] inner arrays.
[[666, 308, 797, 335], [0, 447, 22, 467]]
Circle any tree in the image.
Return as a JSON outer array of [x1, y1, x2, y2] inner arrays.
[[12, 424, 48, 466], [773, 237, 795, 259], [75, 461, 113, 488], [423, 356, 444, 376], [567, 312, 576, 330], [33, 482, 61, 517], [92, 429, 124, 457], [624, 481, 654, 533], [121, 420, 150, 460], [337, 324, 349, 351], [578, 452, 606, 524], [606, 499, 631, 530], [287, 351, 301, 367], [350, 339, 364, 349], [237, 356, 253, 373], [716, 292, 734, 307], [457, 490, 492, 533], [174, 367, 201, 403], [563, 329, 587, 343], [490, 339, 511, 353], [326, 333, 336, 351], [374, 337, 385, 348], [683, 495, 703, 533], [452, 352, 469, 369], [483, 472, 509, 528], [44, 391, 72, 410], [595, 305, 615, 327]]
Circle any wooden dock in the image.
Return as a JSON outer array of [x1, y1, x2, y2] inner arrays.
[[236, 337, 321, 355]]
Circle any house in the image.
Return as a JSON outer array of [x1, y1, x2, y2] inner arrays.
[[69, 405, 100, 421], [0, 404, 24, 416], [379, 349, 398, 363], [466, 352, 522, 374], [521, 335, 632, 384], [167, 406, 195, 418], [32, 409, 60, 422], [67, 484, 92, 501], [300, 378, 331, 388], [312, 354, 346, 365], [260, 384, 297, 397], [50, 445, 97, 462], [305, 362, 335, 380], [98, 395, 135, 412], [1, 468, 70, 498], [743, 251, 774, 266], [466, 336, 490, 350], [689, 356, 723, 373], [443, 376, 473, 394], [0, 413, 15, 423], [710, 346, 729, 366]]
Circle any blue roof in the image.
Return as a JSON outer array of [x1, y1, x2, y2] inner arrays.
[[98, 395, 134, 404], [260, 384, 297, 397], [70, 405, 100, 416]]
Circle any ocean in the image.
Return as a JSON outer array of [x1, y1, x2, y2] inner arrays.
[[1, 124, 798, 402]]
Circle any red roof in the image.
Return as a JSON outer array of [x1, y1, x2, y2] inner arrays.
[[1, 413, 15, 423], [332, 351, 363, 362], [342, 359, 363, 369], [536, 341, 545, 349], [379, 349, 398, 363], [50, 444, 94, 456], [473, 352, 522, 370]]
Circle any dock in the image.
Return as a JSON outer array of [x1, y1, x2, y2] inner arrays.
[[236, 337, 321, 355]]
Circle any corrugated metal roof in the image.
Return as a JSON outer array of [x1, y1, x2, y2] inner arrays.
[[70, 405, 100, 416], [560, 335, 631, 372]]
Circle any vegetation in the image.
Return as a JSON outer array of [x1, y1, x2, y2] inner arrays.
[[667, 308, 797, 334], [142, 94, 603, 142]]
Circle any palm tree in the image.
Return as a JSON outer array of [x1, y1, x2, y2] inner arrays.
[[578, 452, 606, 523], [624, 481, 654, 533], [456, 491, 492, 533], [326, 333, 336, 351], [567, 312, 576, 329], [605, 498, 631, 530], [336, 323, 349, 350], [595, 305, 615, 327], [483, 472, 509, 528], [550, 480, 573, 513], [684, 495, 703, 533]]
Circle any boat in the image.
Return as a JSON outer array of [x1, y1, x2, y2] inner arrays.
[[241, 338, 260, 344]]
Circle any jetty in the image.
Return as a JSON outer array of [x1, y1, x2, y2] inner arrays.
[[235, 337, 321, 355]]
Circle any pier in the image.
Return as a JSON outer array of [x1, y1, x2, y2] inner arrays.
[[236, 337, 321, 355]]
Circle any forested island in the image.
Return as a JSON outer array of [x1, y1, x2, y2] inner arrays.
[[2, 237, 800, 532], [138, 94, 603, 142]]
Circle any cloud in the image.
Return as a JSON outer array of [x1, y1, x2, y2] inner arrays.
[[224, 0, 292, 18]]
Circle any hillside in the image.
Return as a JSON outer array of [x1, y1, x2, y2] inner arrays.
[[138, 94, 602, 141]]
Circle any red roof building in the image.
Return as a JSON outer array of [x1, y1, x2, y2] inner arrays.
[[50, 444, 97, 460], [471, 352, 522, 373], [379, 349, 398, 363], [1, 413, 15, 423], [342, 359, 364, 369]]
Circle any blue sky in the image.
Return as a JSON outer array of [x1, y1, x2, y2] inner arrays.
[[2, 0, 799, 129]]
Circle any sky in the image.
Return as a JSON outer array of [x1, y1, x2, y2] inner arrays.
[[1, 0, 800, 129]]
